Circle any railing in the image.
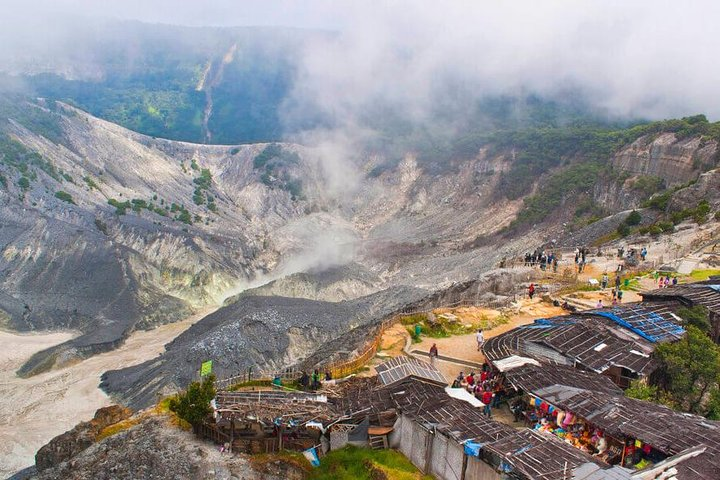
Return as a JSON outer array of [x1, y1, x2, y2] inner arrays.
[[215, 294, 525, 388]]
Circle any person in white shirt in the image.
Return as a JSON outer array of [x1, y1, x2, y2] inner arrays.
[[476, 329, 485, 351]]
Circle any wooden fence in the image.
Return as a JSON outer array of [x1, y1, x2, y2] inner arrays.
[[215, 294, 526, 388]]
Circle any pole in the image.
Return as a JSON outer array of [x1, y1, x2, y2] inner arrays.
[[461, 453, 468, 480]]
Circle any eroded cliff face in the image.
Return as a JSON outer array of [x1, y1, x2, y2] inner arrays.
[[612, 132, 718, 186]]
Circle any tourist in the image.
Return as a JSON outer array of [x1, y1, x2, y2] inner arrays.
[[528, 283, 535, 299], [299, 371, 309, 389], [481, 388, 494, 417], [664, 277, 670, 288], [615, 275, 621, 289], [617, 289, 624, 303], [311, 369, 321, 390], [476, 329, 485, 351], [601, 273, 609, 289], [672, 276, 678, 286], [596, 300, 603, 309], [466, 372, 475, 386], [641, 247, 647, 261], [553, 257, 559, 273], [429, 343, 438, 365]]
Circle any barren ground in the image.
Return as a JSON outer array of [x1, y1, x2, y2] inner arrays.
[[0, 308, 215, 478]]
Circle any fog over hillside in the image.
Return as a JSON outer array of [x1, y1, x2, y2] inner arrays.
[[3, 1, 720, 121]]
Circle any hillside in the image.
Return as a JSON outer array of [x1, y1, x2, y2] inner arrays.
[[1, 94, 719, 381]]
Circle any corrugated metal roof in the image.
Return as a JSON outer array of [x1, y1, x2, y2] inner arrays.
[[532, 384, 720, 479], [504, 363, 622, 395], [375, 355, 447, 387], [642, 283, 720, 317]]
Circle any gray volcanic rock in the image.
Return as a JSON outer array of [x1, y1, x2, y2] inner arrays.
[[612, 133, 718, 187], [31, 415, 292, 480], [224, 262, 382, 303], [101, 286, 428, 410]]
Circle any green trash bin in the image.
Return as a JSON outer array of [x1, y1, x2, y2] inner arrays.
[[624, 279, 630, 288], [415, 324, 422, 337]]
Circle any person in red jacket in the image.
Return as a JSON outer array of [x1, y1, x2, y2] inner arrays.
[[528, 283, 535, 299], [481, 388, 495, 417]]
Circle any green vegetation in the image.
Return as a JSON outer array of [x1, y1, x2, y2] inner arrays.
[[670, 200, 711, 225], [675, 306, 711, 333], [616, 210, 642, 237], [400, 311, 509, 339], [54, 190, 75, 204], [308, 445, 432, 480], [630, 323, 720, 418], [108, 198, 131, 215], [253, 144, 304, 201], [192, 168, 216, 210], [688, 269, 720, 281], [168, 374, 216, 426], [0, 133, 60, 183], [625, 210, 642, 226], [630, 175, 665, 197], [17, 176, 30, 191], [509, 162, 603, 229], [495, 114, 720, 231], [83, 175, 99, 190]]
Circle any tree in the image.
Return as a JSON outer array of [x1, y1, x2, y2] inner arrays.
[[677, 305, 711, 334], [654, 326, 720, 414], [168, 374, 216, 425], [625, 379, 661, 402]]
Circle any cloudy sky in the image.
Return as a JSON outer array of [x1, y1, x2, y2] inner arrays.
[[3, 0, 720, 120]]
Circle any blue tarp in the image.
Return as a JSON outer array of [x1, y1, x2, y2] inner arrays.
[[464, 440, 483, 457], [709, 285, 720, 293], [592, 309, 685, 343]]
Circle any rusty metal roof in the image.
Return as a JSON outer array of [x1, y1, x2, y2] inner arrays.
[[504, 363, 622, 395], [533, 384, 720, 479], [641, 283, 720, 317]]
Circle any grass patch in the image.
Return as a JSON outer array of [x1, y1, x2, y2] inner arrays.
[[308, 445, 432, 480], [400, 311, 510, 339], [689, 269, 720, 281], [96, 417, 140, 441]]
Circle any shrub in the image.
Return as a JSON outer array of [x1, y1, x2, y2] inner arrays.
[[625, 210, 642, 226], [168, 374, 216, 425], [716, 211, 720, 221], [643, 190, 672, 211], [656, 221, 674, 233], [616, 223, 631, 237], [83, 176, 99, 190], [18, 176, 30, 190], [108, 198, 130, 215], [54, 190, 75, 204]]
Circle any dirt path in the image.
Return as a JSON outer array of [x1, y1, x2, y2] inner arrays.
[[387, 300, 566, 382], [0, 307, 215, 478]]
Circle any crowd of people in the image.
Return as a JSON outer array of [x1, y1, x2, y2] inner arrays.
[[523, 249, 559, 273], [522, 398, 664, 469], [451, 363, 503, 417]]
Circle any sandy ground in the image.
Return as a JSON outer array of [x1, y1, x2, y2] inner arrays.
[[407, 300, 565, 382], [0, 308, 215, 478]]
